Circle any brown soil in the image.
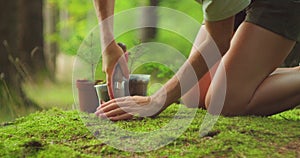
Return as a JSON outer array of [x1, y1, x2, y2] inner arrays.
[[278, 139, 300, 157]]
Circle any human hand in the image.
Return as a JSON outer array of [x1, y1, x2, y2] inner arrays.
[[95, 96, 163, 121], [102, 42, 129, 99]]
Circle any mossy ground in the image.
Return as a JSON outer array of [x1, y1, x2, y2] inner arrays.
[[1, 105, 299, 158]]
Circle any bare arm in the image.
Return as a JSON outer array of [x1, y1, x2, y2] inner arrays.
[[151, 17, 235, 116], [96, 17, 235, 120], [93, 0, 115, 45], [93, 0, 129, 99]]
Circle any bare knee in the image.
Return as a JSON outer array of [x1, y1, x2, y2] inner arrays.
[[295, 66, 300, 71], [182, 95, 205, 109]]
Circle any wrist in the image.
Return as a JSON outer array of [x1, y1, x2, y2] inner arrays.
[[149, 91, 168, 117], [101, 36, 116, 50], [102, 40, 118, 53]]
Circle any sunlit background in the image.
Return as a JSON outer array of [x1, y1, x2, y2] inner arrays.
[[0, 0, 203, 122]]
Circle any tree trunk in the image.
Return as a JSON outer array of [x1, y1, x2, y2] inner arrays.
[[18, 0, 48, 80], [0, 0, 42, 122], [0, 0, 20, 92], [140, 0, 159, 42], [44, 1, 59, 81]]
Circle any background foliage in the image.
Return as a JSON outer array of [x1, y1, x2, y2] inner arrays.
[[48, 0, 203, 80]]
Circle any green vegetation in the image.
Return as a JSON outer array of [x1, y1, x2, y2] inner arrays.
[[49, 0, 202, 55], [48, 0, 203, 81], [8, 68, 300, 157], [2, 1, 298, 157], [23, 82, 74, 110], [1, 106, 299, 157]]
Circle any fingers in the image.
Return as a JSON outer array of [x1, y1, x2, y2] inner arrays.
[[99, 107, 127, 118], [96, 104, 133, 121], [101, 103, 120, 113], [101, 96, 129, 109], [124, 51, 129, 62], [107, 55, 128, 99], [95, 96, 149, 121], [95, 97, 131, 115], [119, 56, 129, 78], [110, 113, 133, 121], [106, 74, 115, 99], [101, 96, 149, 110]]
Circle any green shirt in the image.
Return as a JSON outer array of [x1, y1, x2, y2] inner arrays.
[[197, 0, 251, 21]]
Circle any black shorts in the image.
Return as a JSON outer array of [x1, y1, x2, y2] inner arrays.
[[245, 0, 300, 42]]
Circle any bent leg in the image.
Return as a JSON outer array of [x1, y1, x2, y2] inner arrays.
[[205, 22, 298, 116], [181, 63, 218, 109], [248, 70, 300, 115], [271, 66, 300, 75]]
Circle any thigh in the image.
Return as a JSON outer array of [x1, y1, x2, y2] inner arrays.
[[246, 0, 300, 42], [206, 22, 296, 115], [182, 63, 218, 109]]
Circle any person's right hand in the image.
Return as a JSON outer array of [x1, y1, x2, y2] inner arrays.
[[95, 95, 163, 121], [102, 41, 129, 99]]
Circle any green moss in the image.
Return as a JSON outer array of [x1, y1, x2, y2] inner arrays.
[[0, 106, 299, 157]]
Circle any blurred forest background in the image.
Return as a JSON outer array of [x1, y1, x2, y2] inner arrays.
[[0, 0, 204, 122], [1, 0, 299, 122]]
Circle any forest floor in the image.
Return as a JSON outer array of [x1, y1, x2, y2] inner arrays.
[[1, 81, 299, 157], [1, 105, 299, 157]]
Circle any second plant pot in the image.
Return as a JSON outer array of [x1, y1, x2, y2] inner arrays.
[[95, 74, 151, 103], [94, 84, 110, 103], [127, 74, 150, 96]]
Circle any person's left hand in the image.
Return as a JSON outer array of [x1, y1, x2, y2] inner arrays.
[[102, 42, 129, 99], [95, 96, 163, 121]]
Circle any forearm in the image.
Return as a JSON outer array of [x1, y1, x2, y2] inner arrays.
[[152, 17, 235, 114], [152, 53, 209, 109], [152, 30, 214, 112], [93, 0, 116, 47]]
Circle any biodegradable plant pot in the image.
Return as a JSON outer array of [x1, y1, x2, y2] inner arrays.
[[94, 84, 110, 103], [76, 80, 99, 113], [128, 74, 150, 96], [93, 75, 150, 105]]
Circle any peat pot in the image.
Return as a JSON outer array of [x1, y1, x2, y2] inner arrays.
[[76, 80, 99, 113], [94, 74, 151, 105], [127, 74, 150, 96], [94, 84, 110, 103]]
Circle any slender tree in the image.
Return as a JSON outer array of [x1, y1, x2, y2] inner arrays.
[[44, 1, 59, 81], [140, 0, 159, 42]]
